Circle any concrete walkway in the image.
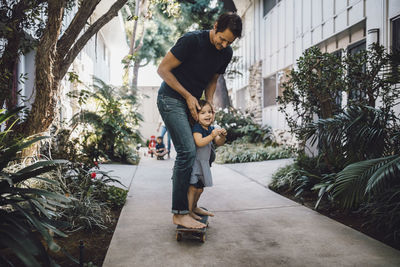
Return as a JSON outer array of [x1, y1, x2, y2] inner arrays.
[[103, 155, 400, 267]]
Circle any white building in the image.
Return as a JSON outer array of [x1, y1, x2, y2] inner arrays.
[[230, 0, 400, 129], [17, 0, 128, 123], [137, 64, 163, 141]]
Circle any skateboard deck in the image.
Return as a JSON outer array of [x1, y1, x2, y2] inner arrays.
[[176, 214, 208, 243]]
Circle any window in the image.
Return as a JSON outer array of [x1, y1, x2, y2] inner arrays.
[[263, 75, 276, 107], [348, 39, 366, 55], [391, 16, 400, 80], [392, 16, 400, 52], [263, 0, 277, 17], [347, 40, 366, 101]]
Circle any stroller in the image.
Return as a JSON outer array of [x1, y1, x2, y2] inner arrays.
[[148, 135, 157, 157]]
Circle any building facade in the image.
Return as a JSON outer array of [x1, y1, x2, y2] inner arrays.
[[230, 0, 400, 129]]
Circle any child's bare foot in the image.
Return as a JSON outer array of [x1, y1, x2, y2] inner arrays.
[[173, 214, 206, 229], [189, 211, 202, 220], [194, 207, 214, 217]]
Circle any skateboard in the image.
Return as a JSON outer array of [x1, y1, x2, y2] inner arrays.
[[175, 214, 208, 243]]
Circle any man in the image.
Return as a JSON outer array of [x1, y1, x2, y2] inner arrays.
[[157, 12, 242, 229]]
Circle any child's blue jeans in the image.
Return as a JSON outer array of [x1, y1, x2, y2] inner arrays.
[[157, 93, 196, 214]]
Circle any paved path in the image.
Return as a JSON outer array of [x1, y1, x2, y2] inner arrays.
[[103, 155, 400, 267]]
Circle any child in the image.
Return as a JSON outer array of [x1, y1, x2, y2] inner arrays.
[[155, 136, 168, 160], [188, 100, 227, 220]]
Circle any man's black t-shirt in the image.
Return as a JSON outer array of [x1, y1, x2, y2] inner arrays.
[[158, 30, 233, 100]]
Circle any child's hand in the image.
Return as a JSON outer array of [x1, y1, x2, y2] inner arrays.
[[220, 128, 227, 136], [211, 129, 220, 138]]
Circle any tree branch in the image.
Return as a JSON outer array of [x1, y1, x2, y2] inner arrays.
[[56, 0, 101, 60], [57, 0, 128, 80]]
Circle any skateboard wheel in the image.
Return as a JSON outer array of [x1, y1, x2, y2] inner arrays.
[[176, 232, 182, 241]]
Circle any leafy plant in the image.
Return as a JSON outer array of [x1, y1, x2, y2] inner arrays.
[[216, 139, 292, 164], [50, 162, 125, 231], [332, 154, 400, 209], [214, 107, 273, 144], [277, 46, 344, 145], [101, 186, 128, 209], [359, 184, 400, 242], [270, 164, 302, 192], [69, 77, 142, 163], [0, 107, 70, 267], [304, 105, 396, 172]]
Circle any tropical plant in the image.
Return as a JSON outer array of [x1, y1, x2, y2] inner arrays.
[[304, 105, 396, 172], [101, 186, 128, 209], [214, 107, 273, 144], [216, 139, 292, 164], [277, 46, 344, 145], [0, 107, 70, 267], [70, 77, 142, 163], [269, 153, 330, 201], [270, 163, 302, 192], [49, 161, 126, 231], [358, 184, 400, 242], [332, 153, 400, 209]]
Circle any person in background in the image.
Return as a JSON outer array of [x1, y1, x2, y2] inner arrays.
[[157, 115, 171, 158], [154, 136, 168, 160]]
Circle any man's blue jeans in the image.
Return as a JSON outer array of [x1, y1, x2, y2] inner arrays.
[[157, 93, 196, 214]]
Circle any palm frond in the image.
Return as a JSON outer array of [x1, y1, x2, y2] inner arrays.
[[70, 111, 103, 128], [333, 154, 398, 208], [366, 154, 400, 194]]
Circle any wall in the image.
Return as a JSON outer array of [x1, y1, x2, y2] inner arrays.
[[232, 0, 382, 129], [137, 86, 160, 141]]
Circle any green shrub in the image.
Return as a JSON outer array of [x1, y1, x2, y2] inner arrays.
[[359, 185, 400, 242], [47, 162, 125, 231], [0, 107, 70, 266], [215, 139, 292, 164], [270, 164, 302, 192], [69, 77, 142, 163], [103, 186, 128, 209], [214, 107, 272, 144], [270, 153, 334, 208]]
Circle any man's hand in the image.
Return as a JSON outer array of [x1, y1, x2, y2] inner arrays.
[[186, 95, 201, 121]]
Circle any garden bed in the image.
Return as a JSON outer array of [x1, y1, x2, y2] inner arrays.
[[49, 208, 122, 266], [270, 188, 400, 251]]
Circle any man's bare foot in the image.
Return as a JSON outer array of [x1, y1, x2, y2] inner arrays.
[[173, 214, 206, 229], [194, 207, 214, 217], [189, 211, 202, 220]]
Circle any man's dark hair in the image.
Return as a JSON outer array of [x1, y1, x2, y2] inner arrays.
[[215, 12, 242, 38]]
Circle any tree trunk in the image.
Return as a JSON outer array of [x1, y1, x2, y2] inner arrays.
[[21, 1, 65, 137], [214, 75, 230, 109], [19, 0, 128, 138], [57, 0, 129, 80], [132, 58, 140, 91]]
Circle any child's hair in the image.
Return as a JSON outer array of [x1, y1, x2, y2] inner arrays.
[[198, 100, 214, 113], [189, 100, 214, 126], [157, 136, 163, 141]]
